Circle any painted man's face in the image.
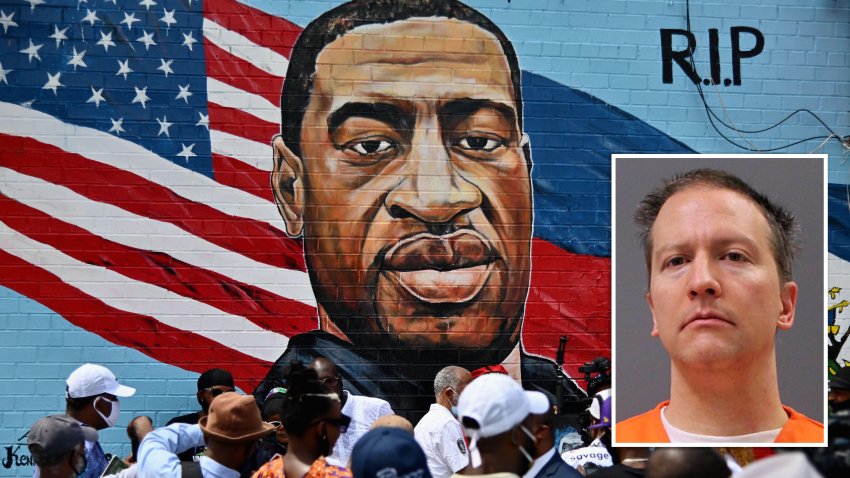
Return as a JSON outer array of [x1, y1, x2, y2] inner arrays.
[[273, 18, 532, 349]]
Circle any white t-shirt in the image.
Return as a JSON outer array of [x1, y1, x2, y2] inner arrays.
[[561, 438, 613, 470], [415, 404, 470, 478], [326, 391, 393, 467], [660, 406, 782, 443]]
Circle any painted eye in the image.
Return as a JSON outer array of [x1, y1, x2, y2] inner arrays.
[[456, 136, 503, 152], [348, 139, 395, 156]]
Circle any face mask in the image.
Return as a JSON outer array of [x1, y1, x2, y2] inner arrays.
[[516, 425, 538, 467], [94, 396, 120, 428], [448, 388, 459, 418]]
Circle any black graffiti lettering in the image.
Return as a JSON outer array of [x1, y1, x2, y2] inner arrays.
[[3, 446, 17, 469], [661, 29, 700, 84], [708, 28, 721, 85], [731, 26, 764, 86]]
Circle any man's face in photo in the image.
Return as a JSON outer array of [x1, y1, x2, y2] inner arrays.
[[646, 186, 797, 369], [274, 18, 533, 349]]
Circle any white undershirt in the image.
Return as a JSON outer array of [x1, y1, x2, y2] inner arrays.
[[661, 406, 782, 443]]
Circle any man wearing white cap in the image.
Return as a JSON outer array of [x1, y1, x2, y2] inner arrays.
[[455, 374, 549, 478], [35, 364, 136, 478]]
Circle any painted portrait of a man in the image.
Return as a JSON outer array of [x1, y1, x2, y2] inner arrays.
[[252, 0, 586, 416]]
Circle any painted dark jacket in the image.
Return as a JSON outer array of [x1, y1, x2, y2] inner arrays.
[[253, 330, 586, 422]]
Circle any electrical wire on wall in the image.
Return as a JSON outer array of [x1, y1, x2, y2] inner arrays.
[[683, 0, 850, 154]]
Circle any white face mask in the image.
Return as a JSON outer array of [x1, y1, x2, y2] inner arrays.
[[94, 396, 120, 428]]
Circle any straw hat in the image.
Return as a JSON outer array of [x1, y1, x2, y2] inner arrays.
[[199, 393, 275, 443]]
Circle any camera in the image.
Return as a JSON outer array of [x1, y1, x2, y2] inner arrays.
[[579, 357, 611, 396]]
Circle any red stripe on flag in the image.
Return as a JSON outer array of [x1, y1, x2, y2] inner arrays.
[[0, 133, 306, 272], [212, 153, 276, 202], [204, 0, 301, 59], [205, 41, 284, 107], [208, 102, 280, 147], [524, 238, 611, 381], [0, 195, 318, 335], [0, 249, 271, 390]]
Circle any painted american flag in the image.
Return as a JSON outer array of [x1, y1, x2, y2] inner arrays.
[[0, 0, 611, 391]]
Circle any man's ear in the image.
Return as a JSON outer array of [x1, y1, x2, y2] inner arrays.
[[272, 135, 305, 238], [646, 291, 659, 337], [777, 281, 798, 331]]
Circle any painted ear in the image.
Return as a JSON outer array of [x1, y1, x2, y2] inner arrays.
[[646, 292, 660, 337], [777, 281, 798, 331], [272, 135, 305, 238]]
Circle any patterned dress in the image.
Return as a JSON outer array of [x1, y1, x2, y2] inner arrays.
[[252, 455, 353, 478]]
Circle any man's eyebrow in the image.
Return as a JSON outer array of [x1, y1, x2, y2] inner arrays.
[[327, 102, 413, 134], [438, 98, 517, 126]]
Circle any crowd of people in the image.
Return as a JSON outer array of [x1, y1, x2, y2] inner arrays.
[[24, 359, 850, 478]]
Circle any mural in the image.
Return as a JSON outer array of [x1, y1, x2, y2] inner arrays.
[[0, 0, 847, 471]]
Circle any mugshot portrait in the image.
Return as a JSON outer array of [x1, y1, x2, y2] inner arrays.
[[613, 155, 825, 445]]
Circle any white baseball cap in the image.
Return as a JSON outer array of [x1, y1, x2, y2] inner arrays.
[[66, 364, 136, 398], [457, 373, 549, 467], [588, 389, 611, 420]]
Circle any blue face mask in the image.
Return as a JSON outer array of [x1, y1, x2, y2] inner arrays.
[[71, 449, 87, 477], [450, 405, 458, 418]]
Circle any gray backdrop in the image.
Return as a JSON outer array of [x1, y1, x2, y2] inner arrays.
[[613, 155, 825, 424]]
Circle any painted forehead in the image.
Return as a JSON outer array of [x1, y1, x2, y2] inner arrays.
[[311, 17, 516, 96]]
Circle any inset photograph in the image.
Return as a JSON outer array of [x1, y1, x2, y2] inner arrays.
[[612, 154, 826, 446]]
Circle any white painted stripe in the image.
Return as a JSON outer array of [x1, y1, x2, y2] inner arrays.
[[210, 129, 273, 171], [0, 220, 287, 362], [207, 77, 280, 124], [203, 18, 288, 77], [0, 167, 317, 306], [0, 102, 284, 229]]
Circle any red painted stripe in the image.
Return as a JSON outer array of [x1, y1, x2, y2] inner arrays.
[[212, 153, 275, 202], [208, 102, 280, 147], [0, 249, 271, 390], [0, 195, 318, 336], [524, 239, 611, 382], [0, 133, 306, 272], [204, 0, 301, 59], [205, 40, 284, 107]]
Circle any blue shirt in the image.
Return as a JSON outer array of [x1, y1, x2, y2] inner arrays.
[[33, 439, 107, 478], [137, 423, 238, 478]]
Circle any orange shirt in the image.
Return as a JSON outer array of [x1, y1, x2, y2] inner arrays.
[[252, 455, 352, 478], [616, 401, 824, 443]]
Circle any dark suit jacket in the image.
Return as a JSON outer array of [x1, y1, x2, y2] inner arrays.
[[533, 448, 583, 478], [253, 330, 586, 422]]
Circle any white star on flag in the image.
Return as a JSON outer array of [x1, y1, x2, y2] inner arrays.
[[81, 9, 100, 26], [139, 0, 157, 10], [42, 72, 63, 94], [157, 59, 174, 77], [96, 31, 116, 52], [160, 9, 177, 28], [132, 86, 150, 108], [181, 31, 197, 51], [87, 86, 105, 107], [108, 117, 125, 135], [68, 48, 87, 70], [121, 12, 140, 30], [137, 31, 156, 50], [196, 112, 209, 130], [116, 59, 133, 80], [49, 25, 69, 48], [175, 84, 192, 103], [0, 10, 17, 34], [26, 0, 45, 12], [0, 62, 11, 84], [156, 116, 173, 137], [177, 143, 196, 162], [20, 39, 43, 63]]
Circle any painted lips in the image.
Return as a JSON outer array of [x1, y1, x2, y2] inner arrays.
[[682, 311, 734, 330], [381, 230, 495, 304]]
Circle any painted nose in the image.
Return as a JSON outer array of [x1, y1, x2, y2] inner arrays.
[[384, 124, 482, 224], [688, 256, 722, 299]]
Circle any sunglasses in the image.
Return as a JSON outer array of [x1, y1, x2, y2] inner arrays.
[[319, 374, 342, 386], [267, 421, 283, 428], [206, 387, 235, 397], [318, 414, 351, 434]]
